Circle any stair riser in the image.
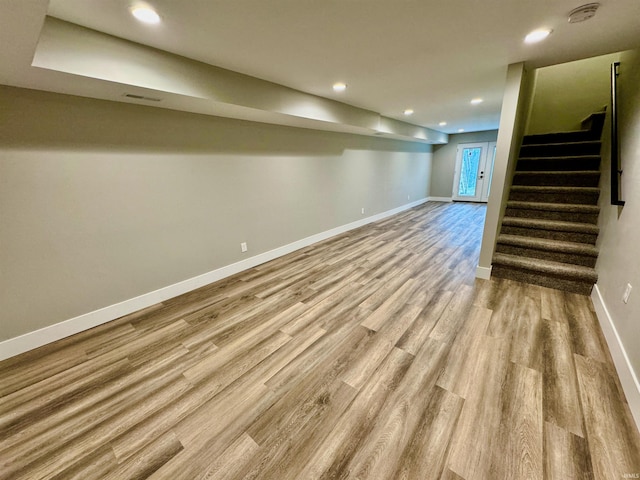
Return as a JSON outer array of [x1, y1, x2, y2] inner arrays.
[[491, 265, 594, 295], [517, 158, 601, 171], [508, 191, 599, 205], [495, 244, 597, 267], [501, 225, 597, 244], [512, 174, 600, 187], [520, 143, 601, 158], [522, 131, 600, 145], [504, 207, 598, 224]]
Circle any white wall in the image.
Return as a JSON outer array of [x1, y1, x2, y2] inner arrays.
[[0, 85, 431, 349], [593, 48, 640, 425]]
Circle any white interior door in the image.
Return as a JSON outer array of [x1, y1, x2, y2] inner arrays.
[[452, 142, 495, 203]]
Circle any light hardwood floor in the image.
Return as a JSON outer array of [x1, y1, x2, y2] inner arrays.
[[1, 202, 639, 479]]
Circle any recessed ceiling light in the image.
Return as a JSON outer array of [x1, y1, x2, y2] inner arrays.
[[131, 5, 161, 24], [439, 121, 447, 126], [470, 98, 483, 105], [333, 82, 347, 92], [458, 128, 465, 133], [403, 109, 414, 116], [524, 29, 552, 44]]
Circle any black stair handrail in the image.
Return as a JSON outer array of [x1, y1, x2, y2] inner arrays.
[[610, 62, 625, 206]]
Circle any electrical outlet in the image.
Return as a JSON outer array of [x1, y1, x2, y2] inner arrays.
[[240, 242, 248, 253], [361, 208, 365, 215], [623, 283, 632, 304]]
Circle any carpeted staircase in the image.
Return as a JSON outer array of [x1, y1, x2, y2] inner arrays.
[[492, 111, 605, 295]]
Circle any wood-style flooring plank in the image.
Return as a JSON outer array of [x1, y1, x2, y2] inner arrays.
[[48, 444, 119, 480], [490, 362, 543, 480], [446, 335, 509, 480], [239, 380, 357, 480], [544, 421, 594, 480], [359, 278, 419, 331], [194, 433, 259, 480], [0, 346, 88, 398], [110, 325, 324, 464], [335, 337, 450, 480], [391, 386, 464, 480], [436, 304, 492, 399], [395, 289, 454, 355], [542, 316, 585, 437], [508, 285, 544, 372], [341, 304, 421, 390], [428, 283, 475, 345], [574, 354, 640, 478], [0, 356, 132, 440], [296, 347, 414, 479], [102, 430, 184, 480]]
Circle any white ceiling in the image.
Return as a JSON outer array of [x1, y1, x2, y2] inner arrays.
[[3, 0, 640, 135]]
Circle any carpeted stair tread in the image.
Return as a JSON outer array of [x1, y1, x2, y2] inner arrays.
[[504, 201, 599, 224], [513, 170, 600, 178], [519, 141, 601, 158], [501, 216, 599, 234], [516, 155, 601, 172], [497, 234, 598, 257], [506, 201, 599, 214], [493, 253, 598, 283], [510, 185, 599, 194], [514, 170, 599, 175], [522, 130, 599, 145], [512, 171, 601, 187], [517, 154, 601, 162], [508, 186, 600, 205], [521, 140, 601, 148]]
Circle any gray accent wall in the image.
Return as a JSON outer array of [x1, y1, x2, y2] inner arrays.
[[430, 130, 498, 199], [0, 86, 432, 342]]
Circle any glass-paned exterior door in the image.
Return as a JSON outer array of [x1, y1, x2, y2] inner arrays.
[[452, 142, 494, 203]]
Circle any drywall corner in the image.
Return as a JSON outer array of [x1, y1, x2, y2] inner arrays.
[[477, 63, 531, 276]]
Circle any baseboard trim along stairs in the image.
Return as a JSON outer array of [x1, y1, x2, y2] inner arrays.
[[492, 111, 605, 295]]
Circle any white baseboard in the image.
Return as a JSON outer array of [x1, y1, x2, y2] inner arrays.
[[591, 285, 640, 430], [428, 196, 453, 203], [0, 198, 429, 361], [475, 265, 492, 280]]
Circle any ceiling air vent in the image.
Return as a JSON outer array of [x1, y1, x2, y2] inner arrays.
[[124, 93, 161, 102], [568, 3, 600, 23]]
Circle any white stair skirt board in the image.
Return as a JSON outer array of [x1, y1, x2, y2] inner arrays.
[[428, 196, 453, 203], [475, 265, 492, 280], [0, 198, 429, 361], [591, 285, 640, 431]]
